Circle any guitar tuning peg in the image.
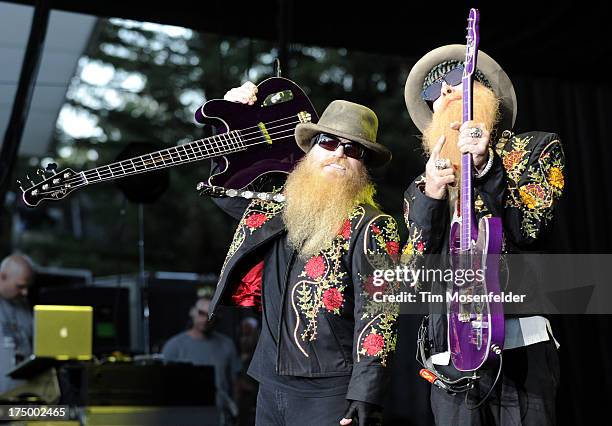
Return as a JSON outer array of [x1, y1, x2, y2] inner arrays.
[[26, 174, 35, 186], [45, 162, 58, 174], [36, 169, 46, 180], [16, 179, 24, 192]]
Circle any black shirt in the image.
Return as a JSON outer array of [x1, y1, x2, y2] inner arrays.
[[247, 233, 350, 397]]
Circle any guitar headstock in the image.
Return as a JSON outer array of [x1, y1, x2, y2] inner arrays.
[[464, 8, 480, 77], [18, 164, 82, 207]]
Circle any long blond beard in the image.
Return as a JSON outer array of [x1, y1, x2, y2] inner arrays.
[[282, 153, 375, 259], [422, 84, 500, 168]]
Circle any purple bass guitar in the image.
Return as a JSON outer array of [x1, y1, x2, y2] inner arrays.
[[19, 77, 317, 207], [448, 8, 505, 372]]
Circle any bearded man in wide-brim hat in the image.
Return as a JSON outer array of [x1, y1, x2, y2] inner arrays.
[[209, 83, 400, 426], [401, 45, 566, 425]]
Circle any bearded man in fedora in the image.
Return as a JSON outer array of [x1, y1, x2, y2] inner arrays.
[[401, 45, 565, 425], [208, 83, 400, 426]]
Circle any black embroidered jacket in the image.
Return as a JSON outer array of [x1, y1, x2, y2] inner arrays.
[[401, 130, 565, 354], [209, 198, 400, 405]]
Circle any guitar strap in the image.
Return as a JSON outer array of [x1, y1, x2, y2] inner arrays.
[[197, 182, 285, 202]]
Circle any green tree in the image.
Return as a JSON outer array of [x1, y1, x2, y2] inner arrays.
[[15, 18, 423, 275]]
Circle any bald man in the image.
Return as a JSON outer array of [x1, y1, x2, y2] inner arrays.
[[0, 254, 35, 393]]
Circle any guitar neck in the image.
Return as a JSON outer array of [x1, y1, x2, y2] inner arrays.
[[459, 7, 480, 251], [460, 73, 474, 250], [80, 131, 247, 186]]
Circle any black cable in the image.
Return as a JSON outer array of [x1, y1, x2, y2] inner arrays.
[[465, 351, 504, 410], [416, 315, 491, 394]]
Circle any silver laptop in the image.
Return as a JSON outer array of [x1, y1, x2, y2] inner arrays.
[[9, 305, 93, 378]]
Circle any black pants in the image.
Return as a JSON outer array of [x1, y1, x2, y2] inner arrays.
[[431, 340, 560, 426], [255, 384, 348, 426]]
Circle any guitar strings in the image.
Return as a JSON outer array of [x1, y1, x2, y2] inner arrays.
[[33, 135, 296, 196], [82, 116, 303, 179], [36, 124, 302, 194], [82, 122, 300, 182], [54, 117, 303, 187]]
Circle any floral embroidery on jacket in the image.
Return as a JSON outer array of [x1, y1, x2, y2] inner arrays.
[[400, 225, 425, 289], [304, 256, 326, 280], [499, 135, 565, 240], [356, 312, 397, 367], [322, 288, 344, 312], [365, 215, 400, 269], [474, 193, 491, 217], [339, 219, 351, 240], [362, 332, 385, 356], [244, 213, 268, 230], [355, 215, 400, 367], [293, 206, 365, 344], [219, 199, 283, 279], [361, 274, 389, 299]]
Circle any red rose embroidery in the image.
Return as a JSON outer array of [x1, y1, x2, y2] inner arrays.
[[304, 256, 326, 279], [338, 219, 351, 239], [363, 332, 385, 356], [371, 224, 382, 234], [363, 275, 388, 297], [386, 241, 400, 260], [322, 288, 343, 311], [245, 213, 268, 229], [416, 242, 425, 253]]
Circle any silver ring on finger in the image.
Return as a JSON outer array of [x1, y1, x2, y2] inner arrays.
[[469, 127, 483, 138], [434, 159, 448, 170]]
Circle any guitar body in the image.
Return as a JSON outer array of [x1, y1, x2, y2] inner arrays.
[[20, 77, 317, 207], [449, 215, 504, 371], [196, 77, 318, 190]]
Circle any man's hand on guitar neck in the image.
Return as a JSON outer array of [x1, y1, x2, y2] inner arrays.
[[453, 120, 490, 171], [224, 81, 258, 105]]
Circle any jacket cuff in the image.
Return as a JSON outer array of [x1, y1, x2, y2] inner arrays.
[[346, 365, 387, 406]]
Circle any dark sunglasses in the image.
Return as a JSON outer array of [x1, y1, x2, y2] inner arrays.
[[421, 65, 465, 102], [313, 134, 366, 160]]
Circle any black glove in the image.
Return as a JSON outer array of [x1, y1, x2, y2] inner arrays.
[[340, 400, 381, 426]]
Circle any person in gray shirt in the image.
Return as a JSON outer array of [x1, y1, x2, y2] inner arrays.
[[162, 296, 241, 423], [0, 254, 35, 394]]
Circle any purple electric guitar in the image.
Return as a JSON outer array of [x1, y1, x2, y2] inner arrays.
[[19, 77, 317, 207], [448, 9, 504, 371]]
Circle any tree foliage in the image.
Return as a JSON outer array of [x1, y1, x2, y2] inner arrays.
[[16, 18, 424, 275]]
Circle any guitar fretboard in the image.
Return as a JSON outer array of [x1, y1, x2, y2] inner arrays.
[[461, 75, 474, 251], [80, 131, 246, 185], [460, 13, 479, 252]]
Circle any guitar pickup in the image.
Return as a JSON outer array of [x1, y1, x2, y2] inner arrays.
[[262, 90, 294, 106]]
